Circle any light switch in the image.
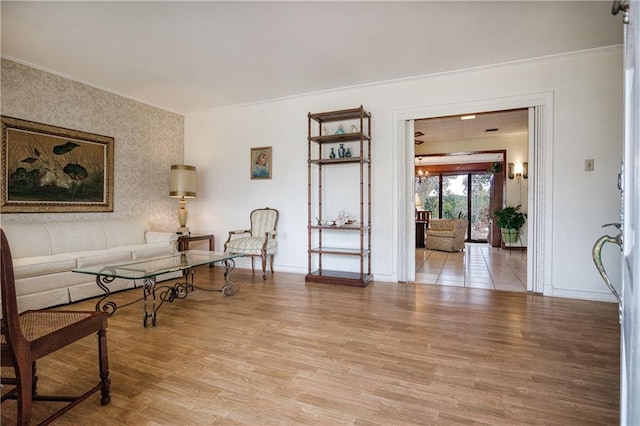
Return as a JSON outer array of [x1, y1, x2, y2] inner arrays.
[[585, 159, 594, 171]]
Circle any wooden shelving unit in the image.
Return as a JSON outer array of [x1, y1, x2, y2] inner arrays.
[[306, 106, 372, 287]]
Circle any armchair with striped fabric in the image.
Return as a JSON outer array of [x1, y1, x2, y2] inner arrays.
[[224, 207, 279, 279]]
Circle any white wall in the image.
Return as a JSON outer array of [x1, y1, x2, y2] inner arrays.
[[185, 47, 623, 302]]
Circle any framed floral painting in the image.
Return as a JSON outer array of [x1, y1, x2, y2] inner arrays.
[[1, 116, 114, 213]]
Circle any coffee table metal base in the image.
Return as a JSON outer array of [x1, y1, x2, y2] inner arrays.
[[94, 258, 238, 327]]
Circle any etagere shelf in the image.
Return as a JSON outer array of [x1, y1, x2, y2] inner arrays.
[[306, 106, 372, 287]]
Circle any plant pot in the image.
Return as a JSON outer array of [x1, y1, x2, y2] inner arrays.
[[501, 228, 519, 243]]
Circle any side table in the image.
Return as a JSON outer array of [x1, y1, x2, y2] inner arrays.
[[177, 234, 215, 267]]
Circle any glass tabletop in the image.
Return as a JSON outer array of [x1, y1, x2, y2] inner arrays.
[[73, 250, 243, 280]]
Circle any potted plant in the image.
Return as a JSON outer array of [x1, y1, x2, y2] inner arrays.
[[493, 204, 527, 243], [487, 161, 503, 174]]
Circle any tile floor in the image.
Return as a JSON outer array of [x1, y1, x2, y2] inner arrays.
[[415, 242, 527, 292]]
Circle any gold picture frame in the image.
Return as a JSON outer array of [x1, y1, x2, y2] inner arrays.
[[250, 146, 272, 180], [1, 116, 114, 213]]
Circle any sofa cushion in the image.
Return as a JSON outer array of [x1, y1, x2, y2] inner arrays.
[[12, 254, 77, 279], [45, 221, 107, 254], [145, 231, 179, 245], [65, 249, 132, 268], [121, 243, 177, 260], [1, 222, 52, 258], [101, 218, 149, 248]]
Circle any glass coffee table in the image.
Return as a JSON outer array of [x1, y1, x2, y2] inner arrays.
[[73, 250, 244, 327]]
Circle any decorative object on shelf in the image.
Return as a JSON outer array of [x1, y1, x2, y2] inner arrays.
[[329, 148, 336, 159], [1, 115, 114, 213], [345, 148, 352, 158], [351, 124, 358, 133], [170, 164, 197, 235], [250, 146, 272, 179], [338, 143, 346, 158], [334, 124, 345, 135], [336, 210, 346, 226], [322, 125, 327, 135]]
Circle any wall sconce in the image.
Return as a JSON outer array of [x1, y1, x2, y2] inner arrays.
[[514, 162, 523, 179], [508, 162, 528, 180], [169, 164, 197, 235]]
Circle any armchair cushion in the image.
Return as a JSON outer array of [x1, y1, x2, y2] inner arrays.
[[225, 237, 277, 255]]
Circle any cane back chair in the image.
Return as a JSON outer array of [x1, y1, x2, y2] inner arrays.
[[1, 229, 111, 425]]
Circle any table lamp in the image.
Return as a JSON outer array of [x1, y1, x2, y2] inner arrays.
[[169, 164, 197, 235]]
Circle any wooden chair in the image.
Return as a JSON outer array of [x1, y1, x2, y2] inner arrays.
[[224, 207, 278, 279], [1, 229, 111, 425]]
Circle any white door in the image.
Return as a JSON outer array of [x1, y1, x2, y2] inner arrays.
[[618, 1, 639, 423]]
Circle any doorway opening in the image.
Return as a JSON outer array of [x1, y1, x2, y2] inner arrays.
[[401, 103, 546, 291], [394, 92, 552, 293]]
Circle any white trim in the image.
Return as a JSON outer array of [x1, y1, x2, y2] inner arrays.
[[396, 120, 415, 282], [393, 92, 553, 293], [547, 288, 619, 303]]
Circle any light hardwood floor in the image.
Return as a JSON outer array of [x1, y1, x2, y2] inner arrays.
[[416, 243, 527, 292], [2, 266, 619, 425]]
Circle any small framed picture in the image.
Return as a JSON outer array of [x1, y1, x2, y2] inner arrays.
[[250, 146, 272, 179]]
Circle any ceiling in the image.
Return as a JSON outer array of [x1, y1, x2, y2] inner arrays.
[[415, 109, 529, 144], [1, 1, 622, 115]]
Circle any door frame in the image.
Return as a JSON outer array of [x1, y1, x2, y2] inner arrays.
[[392, 92, 553, 293]]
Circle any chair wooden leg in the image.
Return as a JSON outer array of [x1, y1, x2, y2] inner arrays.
[[97, 328, 111, 406], [261, 254, 267, 280], [15, 360, 33, 426], [31, 361, 38, 397], [270, 255, 275, 275], [250, 257, 254, 274]]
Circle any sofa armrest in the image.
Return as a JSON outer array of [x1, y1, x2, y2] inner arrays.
[[145, 231, 179, 245]]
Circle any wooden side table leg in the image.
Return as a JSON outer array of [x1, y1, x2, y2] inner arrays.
[[209, 235, 214, 268]]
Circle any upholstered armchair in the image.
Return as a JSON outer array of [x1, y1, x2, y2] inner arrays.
[[224, 207, 279, 279], [426, 219, 468, 252]]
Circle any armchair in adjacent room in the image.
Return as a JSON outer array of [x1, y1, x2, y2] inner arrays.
[[426, 219, 468, 252], [224, 207, 279, 279]]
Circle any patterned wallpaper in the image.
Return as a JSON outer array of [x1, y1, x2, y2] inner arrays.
[[0, 59, 184, 231]]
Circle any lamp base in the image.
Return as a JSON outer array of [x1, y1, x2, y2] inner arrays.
[[176, 226, 190, 236]]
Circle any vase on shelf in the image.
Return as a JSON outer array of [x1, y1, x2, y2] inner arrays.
[[338, 144, 346, 158], [345, 148, 352, 158], [334, 124, 345, 135], [329, 148, 336, 159]]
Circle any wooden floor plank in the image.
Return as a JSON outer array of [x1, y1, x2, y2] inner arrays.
[[1, 267, 619, 425]]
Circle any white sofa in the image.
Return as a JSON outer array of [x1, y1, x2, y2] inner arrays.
[[1, 218, 179, 311]]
